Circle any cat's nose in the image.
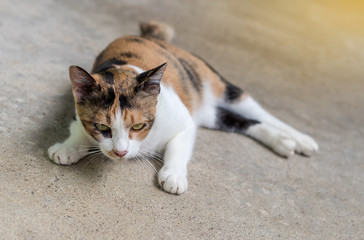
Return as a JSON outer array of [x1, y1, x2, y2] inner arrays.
[[114, 150, 128, 157]]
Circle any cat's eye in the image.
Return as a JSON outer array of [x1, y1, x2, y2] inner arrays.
[[131, 123, 145, 131], [95, 124, 110, 132]]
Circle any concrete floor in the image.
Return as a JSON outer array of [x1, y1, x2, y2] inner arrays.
[[1, 0, 363, 239]]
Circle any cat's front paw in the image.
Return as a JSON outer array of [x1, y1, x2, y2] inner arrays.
[[158, 167, 188, 195], [292, 134, 319, 156], [48, 143, 84, 165]]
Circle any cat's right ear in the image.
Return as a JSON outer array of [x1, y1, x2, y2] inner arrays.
[[136, 63, 167, 95], [69, 65, 95, 103]]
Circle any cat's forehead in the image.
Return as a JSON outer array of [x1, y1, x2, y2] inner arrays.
[[94, 67, 139, 92], [85, 68, 138, 111]]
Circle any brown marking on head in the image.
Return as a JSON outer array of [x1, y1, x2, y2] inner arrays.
[[69, 63, 166, 144], [123, 108, 154, 141]]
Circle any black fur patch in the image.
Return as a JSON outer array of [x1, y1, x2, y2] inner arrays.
[[192, 53, 243, 102], [87, 88, 115, 108], [92, 58, 127, 74], [107, 87, 115, 101], [178, 58, 201, 92], [100, 71, 114, 84], [216, 107, 259, 132], [120, 52, 140, 59], [124, 36, 145, 43], [224, 82, 243, 102], [96, 88, 116, 108], [119, 94, 132, 110]]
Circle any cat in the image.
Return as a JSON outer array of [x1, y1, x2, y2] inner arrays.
[[48, 21, 318, 194]]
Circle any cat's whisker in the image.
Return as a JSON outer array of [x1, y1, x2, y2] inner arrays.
[[84, 152, 100, 163], [98, 153, 109, 163], [150, 158, 163, 167], [136, 153, 158, 175], [70, 145, 100, 150], [140, 153, 163, 168], [145, 159, 158, 175], [138, 149, 164, 167], [134, 155, 149, 180], [87, 150, 102, 154], [81, 152, 104, 169], [89, 152, 104, 165]]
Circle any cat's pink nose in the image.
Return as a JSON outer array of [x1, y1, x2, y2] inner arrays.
[[114, 150, 128, 157]]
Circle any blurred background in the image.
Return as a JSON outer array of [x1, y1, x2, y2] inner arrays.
[[0, 0, 363, 239]]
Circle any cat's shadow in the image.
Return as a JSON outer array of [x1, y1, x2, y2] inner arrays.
[[29, 85, 163, 182], [29, 85, 111, 179]]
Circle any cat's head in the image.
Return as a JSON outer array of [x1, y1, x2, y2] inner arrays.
[[69, 63, 167, 161]]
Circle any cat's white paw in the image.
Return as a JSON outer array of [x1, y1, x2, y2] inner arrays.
[[271, 132, 296, 157], [292, 134, 319, 156], [48, 143, 84, 165], [158, 167, 188, 195]]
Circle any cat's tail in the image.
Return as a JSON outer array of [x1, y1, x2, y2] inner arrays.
[[139, 21, 175, 43]]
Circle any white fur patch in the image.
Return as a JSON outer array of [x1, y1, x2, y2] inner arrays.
[[48, 119, 92, 165], [98, 109, 142, 160], [246, 123, 296, 157], [141, 84, 196, 194], [192, 82, 218, 128], [126, 64, 144, 74], [112, 109, 128, 151], [229, 96, 318, 156]]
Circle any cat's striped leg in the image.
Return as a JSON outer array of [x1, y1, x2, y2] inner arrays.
[[216, 107, 297, 157], [197, 56, 318, 156], [222, 92, 318, 156], [48, 119, 94, 165], [194, 83, 297, 157]]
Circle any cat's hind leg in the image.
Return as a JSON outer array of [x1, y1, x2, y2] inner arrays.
[[194, 84, 297, 157], [48, 119, 94, 165], [220, 85, 318, 156], [215, 107, 297, 157]]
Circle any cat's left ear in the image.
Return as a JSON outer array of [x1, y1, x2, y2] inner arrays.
[[136, 62, 167, 95]]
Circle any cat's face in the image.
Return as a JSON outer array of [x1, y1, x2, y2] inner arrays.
[[69, 63, 166, 161]]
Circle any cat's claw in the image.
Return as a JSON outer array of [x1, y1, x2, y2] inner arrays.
[[48, 143, 83, 165], [158, 167, 188, 195]]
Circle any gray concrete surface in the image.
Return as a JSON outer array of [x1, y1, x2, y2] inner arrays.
[[1, 0, 363, 239]]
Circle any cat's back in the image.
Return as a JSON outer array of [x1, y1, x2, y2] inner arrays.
[[92, 35, 224, 113]]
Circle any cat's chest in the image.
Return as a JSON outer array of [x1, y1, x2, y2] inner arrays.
[[140, 84, 193, 152]]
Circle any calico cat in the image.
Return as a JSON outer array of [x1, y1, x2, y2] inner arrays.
[[48, 21, 318, 194]]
